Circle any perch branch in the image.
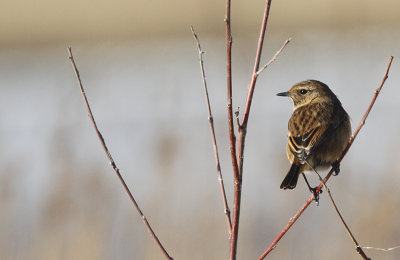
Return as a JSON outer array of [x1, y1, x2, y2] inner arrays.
[[307, 162, 370, 259]]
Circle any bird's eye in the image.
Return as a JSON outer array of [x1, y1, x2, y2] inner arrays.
[[300, 89, 308, 95]]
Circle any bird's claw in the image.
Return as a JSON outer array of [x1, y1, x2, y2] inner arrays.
[[332, 161, 340, 176], [310, 187, 321, 205]]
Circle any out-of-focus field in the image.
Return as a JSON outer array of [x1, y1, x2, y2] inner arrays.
[[1, 1, 400, 259]]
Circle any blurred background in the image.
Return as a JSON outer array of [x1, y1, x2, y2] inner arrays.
[[1, 0, 400, 259]]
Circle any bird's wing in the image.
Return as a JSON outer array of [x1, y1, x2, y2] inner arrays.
[[288, 123, 332, 163], [287, 103, 340, 163]]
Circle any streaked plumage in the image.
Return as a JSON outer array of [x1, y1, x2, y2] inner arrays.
[[277, 80, 351, 190]]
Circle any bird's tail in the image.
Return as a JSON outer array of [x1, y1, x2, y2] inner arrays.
[[280, 163, 302, 190]]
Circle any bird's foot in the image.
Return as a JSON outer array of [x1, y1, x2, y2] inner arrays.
[[310, 187, 322, 205], [332, 161, 340, 176]]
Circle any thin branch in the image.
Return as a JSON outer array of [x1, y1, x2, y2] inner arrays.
[[190, 26, 232, 234], [67, 47, 173, 260], [362, 245, 400, 252], [224, 0, 239, 184], [307, 162, 370, 260], [229, 1, 274, 259], [224, 0, 237, 172], [240, 0, 272, 129], [259, 56, 394, 259], [224, 0, 241, 259], [256, 38, 291, 75]]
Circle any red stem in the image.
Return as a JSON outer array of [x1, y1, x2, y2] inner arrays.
[[240, 0, 272, 128], [224, 1, 240, 258], [228, 1, 273, 259]]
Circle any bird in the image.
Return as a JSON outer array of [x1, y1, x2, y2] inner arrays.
[[277, 80, 351, 196]]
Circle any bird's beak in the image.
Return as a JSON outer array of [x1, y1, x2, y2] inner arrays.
[[276, 91, 289, 97]]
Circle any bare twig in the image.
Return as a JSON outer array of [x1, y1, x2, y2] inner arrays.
[[259, 56, 394, 259], [225, 0, 241, 259], [190, 26, 232, 234], [240, 0, 272, 129], [67, 47, 173, 260], [362, 245, 400, 252], [224, 0, 239, 181], [308, 162, 370, 260], [229, 1, 274, 259], [256, 38, 291, 75], [224, 0, 239, 186]]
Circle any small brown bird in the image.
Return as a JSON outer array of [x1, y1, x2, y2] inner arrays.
[[277, 80, 351, 193]]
